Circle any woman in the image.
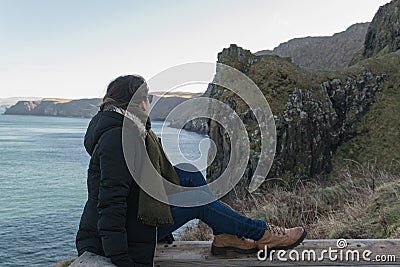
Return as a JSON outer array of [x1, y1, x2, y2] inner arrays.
[[76, 75, 306, 267]]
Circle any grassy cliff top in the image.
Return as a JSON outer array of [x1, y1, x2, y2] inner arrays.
[[215, 44, 400, 178], [332, 50, 400, 172]]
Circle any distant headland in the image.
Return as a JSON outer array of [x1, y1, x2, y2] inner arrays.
[[1, 92, 204, 121]]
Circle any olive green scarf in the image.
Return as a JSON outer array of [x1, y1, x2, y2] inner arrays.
[[105, 103, 181, 227]]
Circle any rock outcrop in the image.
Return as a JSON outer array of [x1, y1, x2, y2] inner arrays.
[[256, 23, 370, 71], [364, 0, 400, 57], [272, 73, 385, 181], [351, 0, 400, 64], [204, 43, 399, 200], [4, 98, 102, 118], [0, 97, 41, 114], [166, 88, 212, 134], [198, 1, 400, 200]]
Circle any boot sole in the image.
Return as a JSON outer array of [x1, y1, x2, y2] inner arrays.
[[268, 228, 307, 251], [211, 244, 259, 255]]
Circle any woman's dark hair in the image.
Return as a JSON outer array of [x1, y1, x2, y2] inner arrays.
[[100, 75, 148, 111]]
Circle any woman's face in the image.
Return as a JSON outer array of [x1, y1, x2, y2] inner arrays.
[[139, 95, 150, 114]]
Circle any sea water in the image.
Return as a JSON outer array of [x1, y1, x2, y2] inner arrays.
[[0, 115, 209, 267]]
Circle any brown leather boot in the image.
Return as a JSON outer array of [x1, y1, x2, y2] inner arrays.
[[211, 233, 258, 255], [255, 224, 307, 250]]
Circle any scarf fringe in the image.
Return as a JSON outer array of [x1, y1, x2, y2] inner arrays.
[[110, 106, 147, 138]]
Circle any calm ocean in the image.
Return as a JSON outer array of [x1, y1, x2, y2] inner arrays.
[[0, 114, 209, 267]]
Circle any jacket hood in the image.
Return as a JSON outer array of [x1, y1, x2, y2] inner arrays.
[[84, 111, 125, 156]]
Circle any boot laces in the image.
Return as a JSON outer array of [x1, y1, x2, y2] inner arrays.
[[267, 224, 286, 236]]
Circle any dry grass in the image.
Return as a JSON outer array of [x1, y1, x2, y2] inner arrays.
[[179, 164, 400, 240]]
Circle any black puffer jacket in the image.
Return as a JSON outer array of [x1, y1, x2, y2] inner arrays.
[[76, 111, 156, 267]]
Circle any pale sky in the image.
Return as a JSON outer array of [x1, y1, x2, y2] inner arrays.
[[0, 0, 392, 99]]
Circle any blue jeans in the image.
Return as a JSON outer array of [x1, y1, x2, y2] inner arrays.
[[157, 163, 266, 241]]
